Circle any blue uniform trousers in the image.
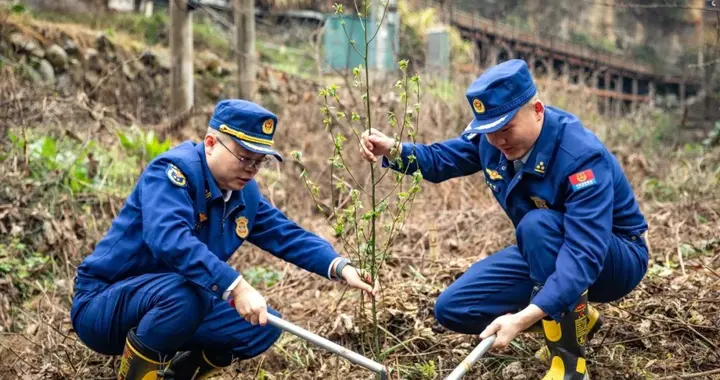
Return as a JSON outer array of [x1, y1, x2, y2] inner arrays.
[[71, 273, 282, 361], [434, 209, 649, 334]]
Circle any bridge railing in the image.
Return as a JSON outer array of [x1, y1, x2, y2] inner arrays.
[[452, 10, 652, 74], [417, 0, 698, 82]]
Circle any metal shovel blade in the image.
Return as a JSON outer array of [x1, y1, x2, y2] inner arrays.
[[444, 335, 496, 380]]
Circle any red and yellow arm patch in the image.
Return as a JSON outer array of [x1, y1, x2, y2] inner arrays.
[[568, 169, 596, 191]]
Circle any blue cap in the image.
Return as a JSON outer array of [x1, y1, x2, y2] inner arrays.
[[208, 99, 282, 161], [461, 59, 537, 138]]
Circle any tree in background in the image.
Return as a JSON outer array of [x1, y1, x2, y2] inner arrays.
[[170, 0, 194, 116], [233, 0, 312, 100], [234, 0, 255, 100]]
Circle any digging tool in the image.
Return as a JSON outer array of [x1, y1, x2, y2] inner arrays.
[[443, 334, 497, 380], [229, 299, 389, 379]]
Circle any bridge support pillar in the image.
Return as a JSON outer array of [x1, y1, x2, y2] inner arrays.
[[680, 80, 686, 114], [581, 68, 591, 88], [604, 71, 611, 115], [649, 81, 656, 108], [473, 42, 482, 69], [631, 77, 639, 113], [591, 70, 599, 91], [561, 62, 570, 84], [614, 75, 623, 117], [589, 70, 599, 109], [544, 58, 554, 80], [487, 45, 499, 67], [529, 54, 537, 75]]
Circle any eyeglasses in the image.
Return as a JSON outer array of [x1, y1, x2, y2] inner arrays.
[[215, 137, 271, 169]]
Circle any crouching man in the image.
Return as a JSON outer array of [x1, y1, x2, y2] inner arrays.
[[72, 99, 376, 379]]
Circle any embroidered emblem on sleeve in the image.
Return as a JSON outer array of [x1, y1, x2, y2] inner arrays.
[[166, 164, 187, 187], [569, 169, 596, 191]]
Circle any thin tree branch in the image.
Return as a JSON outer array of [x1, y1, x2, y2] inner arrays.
[[658, 368, 720, 379], [587, 0, 719, 12]]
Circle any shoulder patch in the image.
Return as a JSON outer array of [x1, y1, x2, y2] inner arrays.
[[568, 169, 596, 191], [166, 164, 187, 187]]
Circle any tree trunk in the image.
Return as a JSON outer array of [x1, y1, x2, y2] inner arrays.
[[234, 0, 256, 101], [698, 2, 706, 119], [170, 0, 194, 117]]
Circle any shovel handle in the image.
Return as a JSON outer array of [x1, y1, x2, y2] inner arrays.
[[443, 335, 496, 380], [229, 299, 389, 379]]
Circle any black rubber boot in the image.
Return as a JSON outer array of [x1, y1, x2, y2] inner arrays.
[[159, 350, 232, 380], [117, 328, 171, 380], [539, 290, 591, 380], [535, 303, 603, 364]]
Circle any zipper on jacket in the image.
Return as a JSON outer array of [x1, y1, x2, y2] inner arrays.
[[221, 201, 226, 233], [222, 203, 242, 234]]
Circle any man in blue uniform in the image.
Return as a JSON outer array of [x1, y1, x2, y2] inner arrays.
[[359, 59, 649, 379], [72, 99, 377, 380]]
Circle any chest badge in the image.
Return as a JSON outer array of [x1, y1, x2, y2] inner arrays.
[[235, 216, 249, 238], [530, 196, 549, 209], [195, 213, 208, 231], [485, 168, 503, 181]]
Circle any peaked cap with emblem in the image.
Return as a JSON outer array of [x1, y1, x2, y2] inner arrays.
[[462, 59, 537, 138], [208, 99, 283, 161]]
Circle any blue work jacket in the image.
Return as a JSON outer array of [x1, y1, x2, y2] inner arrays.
[[76, 142, 339, 298], [384, 106, 648, 318]]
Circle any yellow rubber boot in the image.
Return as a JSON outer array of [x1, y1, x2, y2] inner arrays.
[[539, 291, 591, 380], [535, 303, 602, 364], [117, 328, 170, 380]]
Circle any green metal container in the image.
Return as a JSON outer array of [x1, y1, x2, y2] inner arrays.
[[323, 12, 398, 72], [324, 14, 370, 72]]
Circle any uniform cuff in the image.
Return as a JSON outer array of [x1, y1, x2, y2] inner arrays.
[[381, 143, 410, 170], [381, 156, 392, 168], [222, 274, 244, 301], [531, 289, 565, 322], [327, 257, 343, 280], [211, 264, 241, 298]]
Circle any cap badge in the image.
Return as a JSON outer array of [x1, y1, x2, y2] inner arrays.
[[473, 98, 485, 114], [262, 119, 274, 135]]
